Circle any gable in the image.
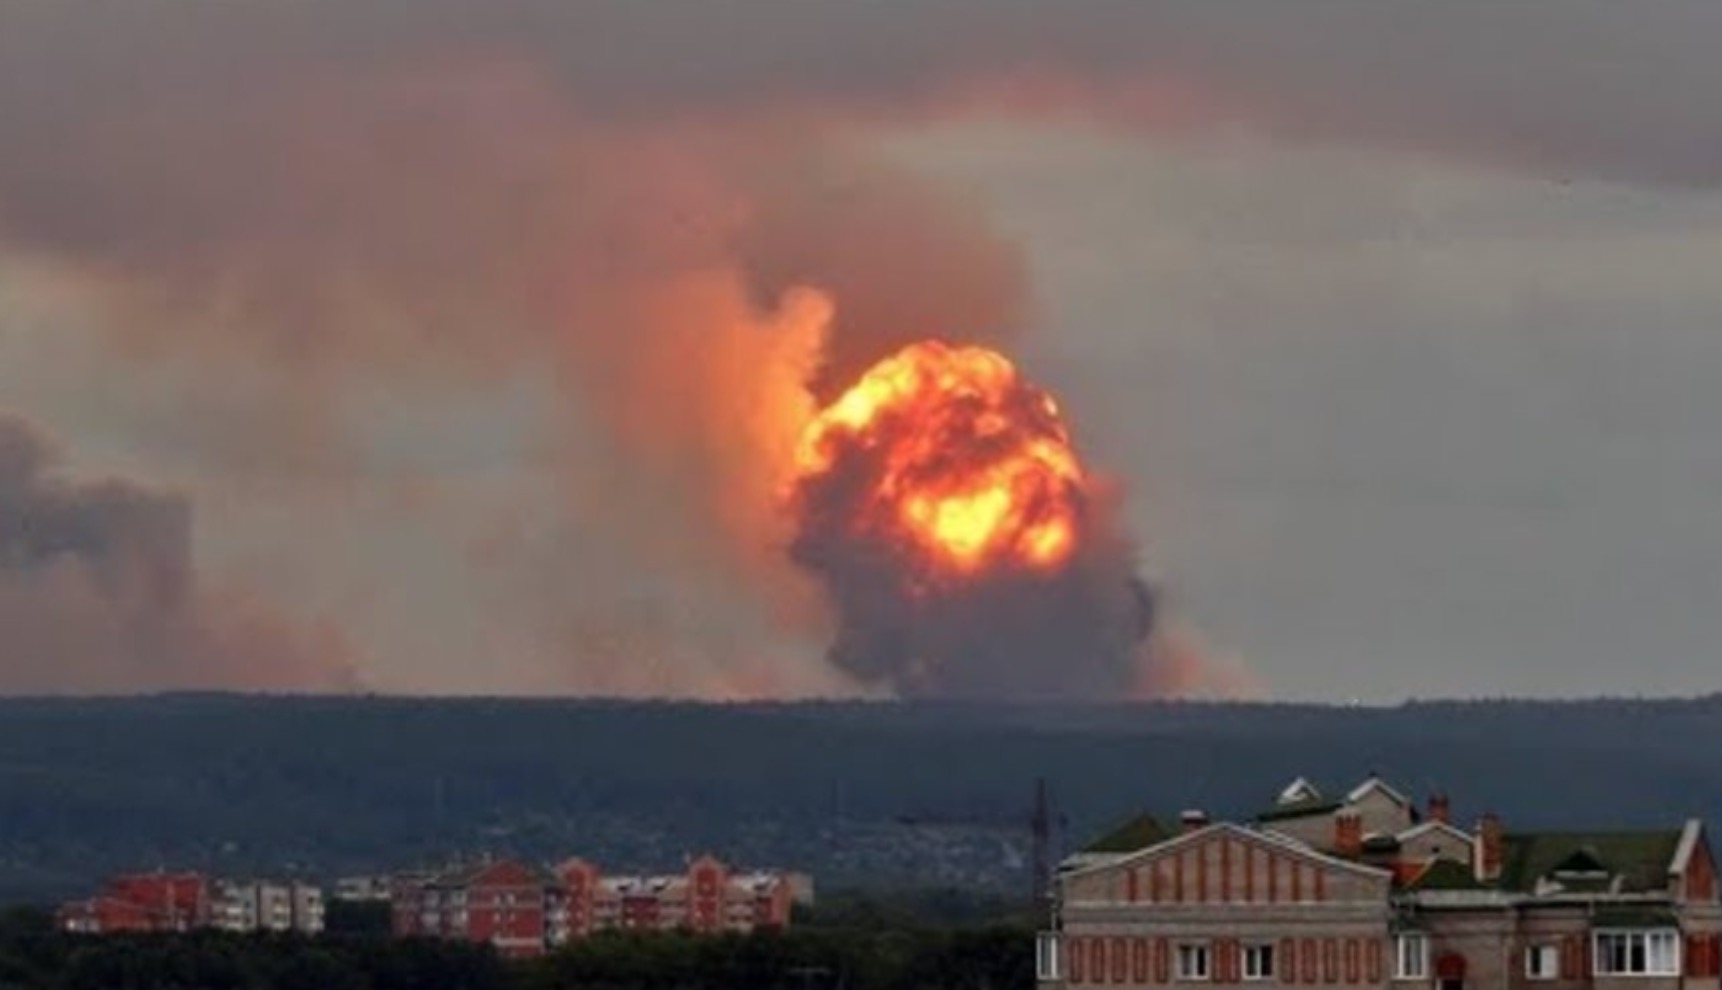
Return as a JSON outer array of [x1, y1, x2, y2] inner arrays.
[[1397, 820, 1474, 863], [1062, 823, 1392, 906], [1344, 786, 1416, 836], [1346, 777, 1410, 809], [1676, 822, 1718, 903], [1278, 777, 1324, 805]]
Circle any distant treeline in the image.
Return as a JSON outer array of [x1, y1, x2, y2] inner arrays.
[[0, 905, 1032, 990], [1, 694, 1720, 901]]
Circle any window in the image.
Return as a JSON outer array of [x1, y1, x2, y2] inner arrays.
[[1244, 943, 1277, 981], [1036, 933, 1063, 981], [1394, 934, 1428, 980], [1526, 944, 1560, 980], [1594, 931, 1681, 976], [1179, 942, 1213, 981]]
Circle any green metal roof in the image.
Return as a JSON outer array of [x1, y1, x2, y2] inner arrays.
[[1083, 813, 1173, 854], [1406, 858, 1487, 891], [1498, 830, 1681, 894]]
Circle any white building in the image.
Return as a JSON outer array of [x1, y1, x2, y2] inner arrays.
[[212, 881, 325, 934]]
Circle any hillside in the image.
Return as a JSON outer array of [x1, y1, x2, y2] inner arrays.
[[0, 694, 1718, 903]]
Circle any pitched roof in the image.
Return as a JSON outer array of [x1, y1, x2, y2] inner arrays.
[[1066, 821, 1394, 884], [1497, 830, 1682, 894], [1083, 813, 1173, 854], [1277, 777, 1324, 805], [1671, 820, 1705, 874], [1397, 820, 1473, 846], [1258, 796, 1343, 822], [1404, 858, 1486, 892], [435, 859, 550, 888], [1347, 776, 1411, 808]]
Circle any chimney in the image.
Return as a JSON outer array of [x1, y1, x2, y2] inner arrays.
[[1180, 809, 1210, 833], [1475, 812, 1504, 882], [1427, 792, 1451, 825], [1334, 813, 1364, 858]]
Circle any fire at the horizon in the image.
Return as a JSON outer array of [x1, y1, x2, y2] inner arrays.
[[791, 340, 1086, 581], [784, 334, 1153, 699]]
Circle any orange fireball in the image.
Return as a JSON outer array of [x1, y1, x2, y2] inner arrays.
[[792, 340, 1085, 576]]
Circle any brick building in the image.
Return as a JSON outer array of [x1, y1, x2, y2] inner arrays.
[[393, 854, 801, 956], [551, 854, 796, 943], [57, 873, 211, 933], [1038, 775, 1722, 990], [392, 860, 552, 958]]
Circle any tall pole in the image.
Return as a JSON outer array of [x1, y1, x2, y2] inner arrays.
[[1031, 777, 1051, 909]]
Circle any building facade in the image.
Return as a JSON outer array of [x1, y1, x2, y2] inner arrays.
[[211, 880, 325, 934], [392, 854, 802, 956], [57, 872, 211, 933], [549, 854, 797, 944], [1039, 776, 1722, 990], [392, 860, 552, 958]]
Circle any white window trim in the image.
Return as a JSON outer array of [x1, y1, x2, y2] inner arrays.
[[1525, 943, 1560, 980], [1394, 933, 1429, 980], [1036, 932, 1063, 982], [1178, 941, 1214, 982], [1243, 943, 1276, 982], [1593, 929, 1682, 977]]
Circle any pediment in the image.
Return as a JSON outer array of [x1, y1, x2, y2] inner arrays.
[[1061, 822, 1392, 906]]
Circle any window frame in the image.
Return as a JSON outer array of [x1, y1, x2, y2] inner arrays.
[[1525, 943, 1560, 980], [1394, 933, 1429, 980], [1593, 929, 1682, 977], [1243, 942, 1277, 982], [1178, 941, 1214, 982], [1035, 932, 1063, 981]]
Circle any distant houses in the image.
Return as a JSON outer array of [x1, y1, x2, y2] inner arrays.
[[55, 854, 811, 957], [57, 873, 323, 935], [391, 855, 809, 957]]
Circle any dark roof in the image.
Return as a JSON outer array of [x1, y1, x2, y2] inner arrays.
[[1257, 797, 1342, 823], [433, 859, 550, 888], [1084, 813, 1173, 854], [1405, 858, 1486, 892], [1497, 831, 1681, 893], [1593, 906, 1681, 928], [1362, 835, 1403, 854]]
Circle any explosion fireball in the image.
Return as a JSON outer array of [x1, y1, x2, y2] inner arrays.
[[793, 341, 1084, 579], [787, 338, 1154, 699]]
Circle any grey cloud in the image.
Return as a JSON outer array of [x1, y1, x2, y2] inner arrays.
[[2, 1, 1718, 191], [0, 413, 358, 694]]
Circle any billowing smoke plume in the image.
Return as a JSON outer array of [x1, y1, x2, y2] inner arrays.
[[0, 414, 357, 694], [5, 2, 1707, 695], [784, 339, 1155, 698]]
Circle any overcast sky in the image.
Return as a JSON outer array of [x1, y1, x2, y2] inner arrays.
[[1, 2, 1718, 700]]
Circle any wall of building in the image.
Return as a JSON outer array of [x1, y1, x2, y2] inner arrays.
[[1400, 827, 1475, 868]]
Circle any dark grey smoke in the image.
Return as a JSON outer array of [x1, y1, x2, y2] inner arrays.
[[796, 530, 1155, 699], [0, 414, 357, 694], [785, 369, 1154, 699]]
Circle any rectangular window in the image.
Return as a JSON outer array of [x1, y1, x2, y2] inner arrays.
[[1244, 943, 1276, 981], [1595, 930, 1681, 976], [1179, 942, 1213, 981], [1036, 933, 1063, 981], [1526, 944, 1559, 980], [1394, 934, 1428, 980]]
